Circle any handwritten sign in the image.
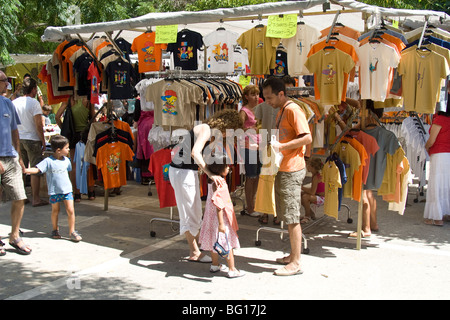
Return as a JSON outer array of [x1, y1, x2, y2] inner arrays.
[[155, 24, 178, 44], [266, 14, 297, 39]]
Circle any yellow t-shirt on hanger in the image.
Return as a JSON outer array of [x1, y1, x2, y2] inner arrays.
[[237, 25, 280, 75], [323, 160, 342, 220]]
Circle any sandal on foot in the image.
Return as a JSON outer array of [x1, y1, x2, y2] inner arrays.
[[74, 193, 81, 202], [9, 237, 31, 255], [275, 256, 290, 265], [88, 191, 96, 200], [70, 231, 82, 242], [0, 239, 6, 256], [273, 217, 281, 225], [300, 216, 313, 224], [273, 266, 303, 276], [258, 214, 268, 224], [51, 230, 62, 239]]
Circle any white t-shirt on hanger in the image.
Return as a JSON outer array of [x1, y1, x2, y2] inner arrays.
[[203, 29, 239, 74], [356, 42, 400, 102], [283, 23, 321, 76], [233, 46, 250, 74]]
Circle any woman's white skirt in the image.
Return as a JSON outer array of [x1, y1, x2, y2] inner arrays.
[[424, 153, 450, 220]]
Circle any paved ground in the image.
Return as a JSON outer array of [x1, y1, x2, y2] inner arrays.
[[1, 180, 450, 303]]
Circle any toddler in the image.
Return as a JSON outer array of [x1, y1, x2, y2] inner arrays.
[[25, 135, 82, 242], [301, 157, 325, 224], [198, 155, 244, 278]]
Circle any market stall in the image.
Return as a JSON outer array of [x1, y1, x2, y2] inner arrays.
[[40, 0, 450, 250]]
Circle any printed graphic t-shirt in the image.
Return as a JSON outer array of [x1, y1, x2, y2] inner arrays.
[[167, 29, 204, 70], [322, 160, 342, 220], [96, 141, 134, 189], [203, 29, 238, 74], [148, 148, 177, 208], [304, 48, 355, 105], [237, 26, 280, 75], [36, 156, 73, 195], [105, 59, 136, 100], [131, 32, 168, 73], [398, 49, 450, 114]]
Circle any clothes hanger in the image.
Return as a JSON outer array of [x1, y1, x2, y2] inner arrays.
[[217, 19, 225, 31]]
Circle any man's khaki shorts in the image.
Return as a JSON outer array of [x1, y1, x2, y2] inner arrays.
[[20, 139, 44, 168], [275, 168, 306, 225], [0, 157, 27, 201]]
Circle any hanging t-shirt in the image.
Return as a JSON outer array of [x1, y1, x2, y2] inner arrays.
[[203, 29, 238, 74], [363, 126, 400, 190], [96, 141, 134, 190], [356, 42, 400, 102], [398, 49, 450, 114], [131, 32, 168, 73], [115, 37, 133, 62], [233, 46, 250, 74], [87, 62, 101, 105], [73, 52, 94, 97], [148, 148, 177, 208], [270, 49, 288, 77], [283, 23, 321, 76], [304, 48, 355, 105], [105, 59, 136, 100], [335, 141, 361, 200], [145, 79, 193, 127], [237, 25, 280, 75], [167, 29, 204, 70], [322, 160, 342, 220]]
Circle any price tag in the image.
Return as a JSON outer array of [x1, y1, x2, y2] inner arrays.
[[392, 19, 399, 29], [155, 24, 178, 44], [266, 14, 297, 39]]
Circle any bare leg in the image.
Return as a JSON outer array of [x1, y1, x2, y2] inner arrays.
[[64, 199, 76, 234], [51, 202, 60, 231], [30, 175, 44, 205]]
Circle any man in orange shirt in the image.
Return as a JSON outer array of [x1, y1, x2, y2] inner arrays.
[[262, 77, 312, 276]]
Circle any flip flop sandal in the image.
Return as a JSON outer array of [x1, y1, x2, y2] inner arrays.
[[273, 266, 303, 276], [9, 237, 31, 255]]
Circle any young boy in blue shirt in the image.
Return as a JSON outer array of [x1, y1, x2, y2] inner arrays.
[[25, 135, 82, 242]]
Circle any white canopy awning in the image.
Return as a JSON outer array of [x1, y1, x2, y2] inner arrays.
[[41, 0, 450, 43]]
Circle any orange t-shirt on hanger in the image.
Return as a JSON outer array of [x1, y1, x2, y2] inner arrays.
[[131, 32, 168, 73], [96, 141, 134, 190]]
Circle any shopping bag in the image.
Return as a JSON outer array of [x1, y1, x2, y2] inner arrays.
[[213, 232, 230, 258]]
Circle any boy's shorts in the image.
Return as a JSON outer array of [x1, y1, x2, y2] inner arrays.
[[49, 192, 74, 204]]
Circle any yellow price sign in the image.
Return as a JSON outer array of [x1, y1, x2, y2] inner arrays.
[[392, 19, 399, 29], [239, 75, 251, 88], [155, 24, 179, 44], [266, 14, 297, 39]]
